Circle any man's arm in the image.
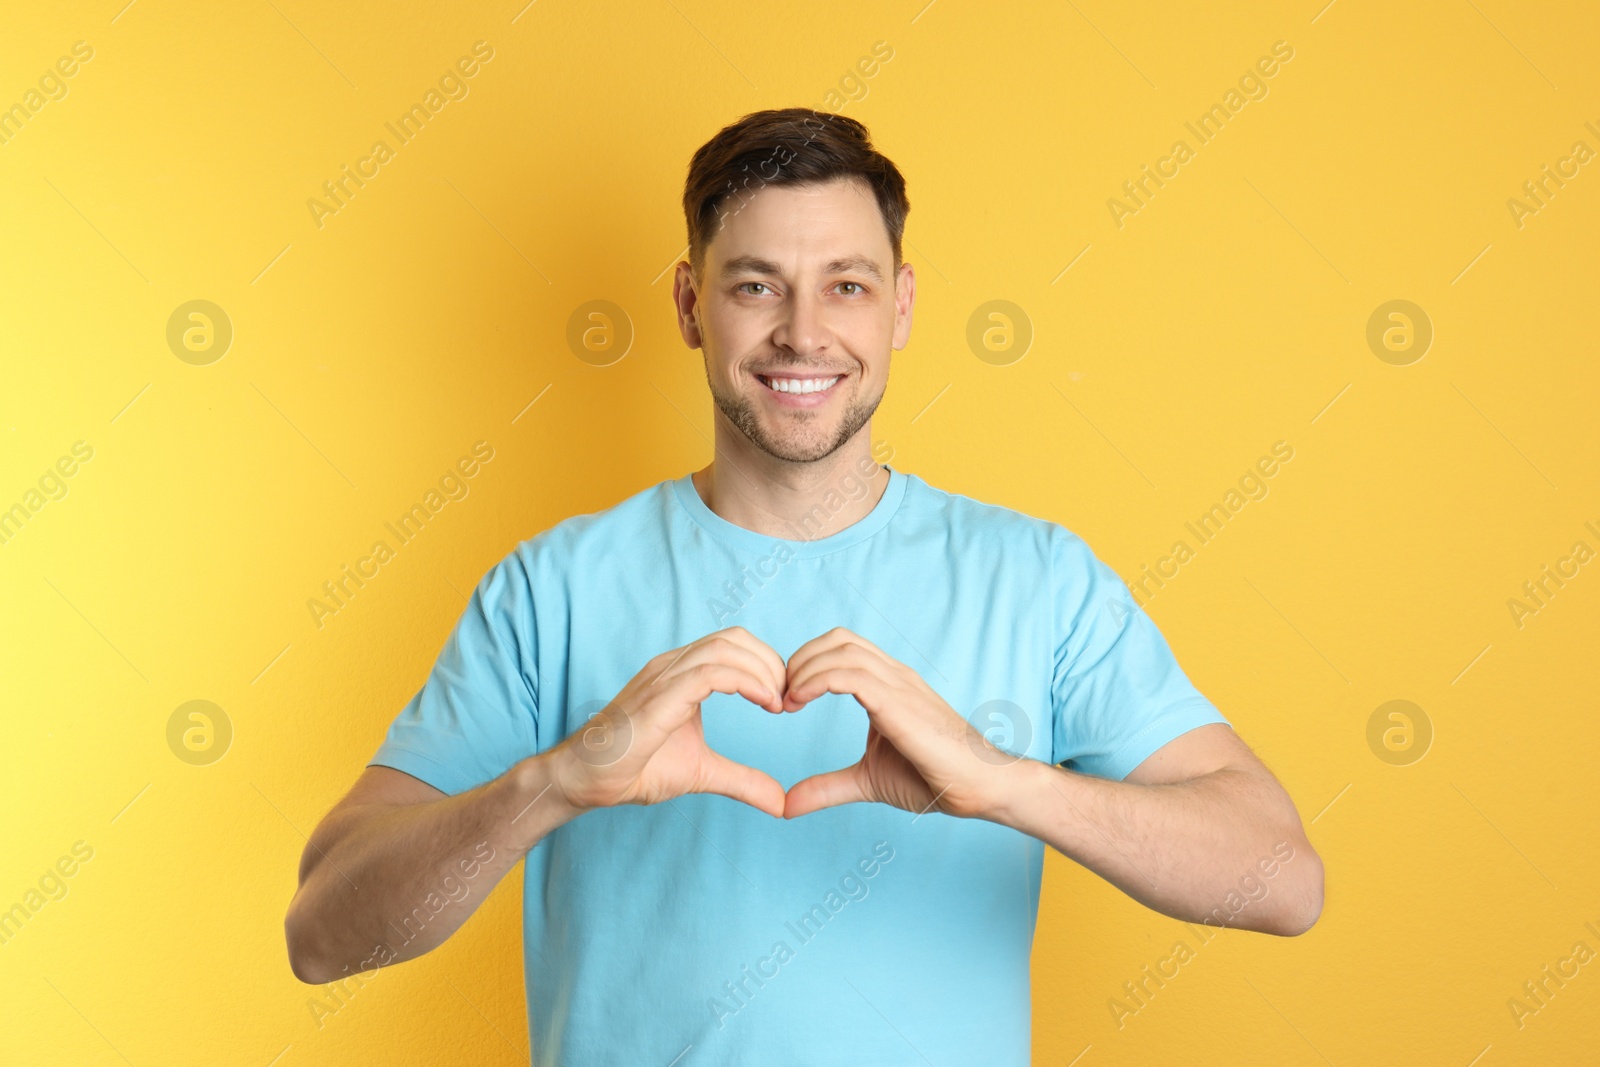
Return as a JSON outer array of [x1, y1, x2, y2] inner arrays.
[[285, 626, 793, 985], [284, 757, 580, 984], [992, 723, 1325, 937], [780, 629, 1324, 937]]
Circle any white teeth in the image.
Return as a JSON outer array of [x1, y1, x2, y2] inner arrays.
[[762, 375, 840, 395]]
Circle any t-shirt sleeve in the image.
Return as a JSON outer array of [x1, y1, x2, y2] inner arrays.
[[1050, 526, 1230, 780], [367, 550, 541, 796]]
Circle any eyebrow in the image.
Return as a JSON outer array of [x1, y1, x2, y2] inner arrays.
[[719, 254, 885, 284]]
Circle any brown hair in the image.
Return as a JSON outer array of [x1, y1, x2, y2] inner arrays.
[[682, 107, 910, 280]]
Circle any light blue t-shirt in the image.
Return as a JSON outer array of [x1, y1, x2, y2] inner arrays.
[[369, 465, 1229, 1066]]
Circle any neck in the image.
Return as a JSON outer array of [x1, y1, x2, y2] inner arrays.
[[691, 418, 888, 542]]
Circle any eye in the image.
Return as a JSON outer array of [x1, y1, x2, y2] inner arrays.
[[738, 282, 772, 296], [837, 282, 866, 296]]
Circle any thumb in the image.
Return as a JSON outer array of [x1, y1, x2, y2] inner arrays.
[[783, 762, 870, 819], [692, 747, 787, 818]]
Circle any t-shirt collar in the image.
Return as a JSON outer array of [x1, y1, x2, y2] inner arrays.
[[670, 464, 907, 558]]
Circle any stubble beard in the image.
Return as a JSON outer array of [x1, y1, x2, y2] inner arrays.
[[706, 362, 884, 465]]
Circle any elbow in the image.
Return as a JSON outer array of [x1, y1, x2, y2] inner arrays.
[[288, 948, 329, 986], [284, 898, 333, 985], [1274, 848, 1324, 937]]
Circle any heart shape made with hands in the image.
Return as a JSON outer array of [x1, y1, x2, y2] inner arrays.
[[703, 626, 1025, 822]]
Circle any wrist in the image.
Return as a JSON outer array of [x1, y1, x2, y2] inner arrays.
[[499, 748, 587, 847], [980, 755, 1056, 830]]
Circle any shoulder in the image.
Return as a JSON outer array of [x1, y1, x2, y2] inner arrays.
[[896, 471, 1120, 617], [896, 469, 1087, 561]]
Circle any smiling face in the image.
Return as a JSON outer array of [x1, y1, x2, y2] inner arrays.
[[676, 177, 914, 466]]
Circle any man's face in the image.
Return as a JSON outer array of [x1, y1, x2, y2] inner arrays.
[[676, 176, 914, 465]]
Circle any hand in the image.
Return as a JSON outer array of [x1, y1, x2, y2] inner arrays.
[[547, 627, 789, 818], [780, 627, 1018, 821]]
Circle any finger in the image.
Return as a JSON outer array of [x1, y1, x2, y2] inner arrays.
[[785, 628, 900, 694], [704, 626, 788, 703], [694, 638, 787, 711], [786, 643, 887, 683], [784, 627, 859, 679], [784, 763, 870, 819], [649, 639, 783, 712], [819, 628, 893, 662], [654, 630, 785, 705], [693, 747, 787, 818], [784, 658, 894, 712], [643, 663, 780, 732]]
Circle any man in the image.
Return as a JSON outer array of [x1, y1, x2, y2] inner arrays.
[[285, 107, 1323, 1065]]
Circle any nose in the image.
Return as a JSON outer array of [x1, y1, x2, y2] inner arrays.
[[771, 287, 830, 357]]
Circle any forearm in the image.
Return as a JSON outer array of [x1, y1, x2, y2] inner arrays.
[[995, 759, 1323, 936], [285, 752, 580, 982]]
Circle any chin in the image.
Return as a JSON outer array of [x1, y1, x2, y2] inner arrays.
[[759, 432, 843, 464]]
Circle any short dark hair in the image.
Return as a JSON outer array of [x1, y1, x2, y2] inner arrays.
[[682, 107, 910, 280]]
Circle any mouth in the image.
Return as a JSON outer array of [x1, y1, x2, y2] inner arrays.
[[755, 372, 844, 407]]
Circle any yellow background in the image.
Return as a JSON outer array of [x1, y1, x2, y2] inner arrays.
[[3, 1, 1597, 1063]]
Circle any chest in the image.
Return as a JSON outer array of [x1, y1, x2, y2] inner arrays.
[[535, 550, 1058, 776]]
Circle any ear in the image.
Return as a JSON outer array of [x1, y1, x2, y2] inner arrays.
[[672, 261, 705, 350], [890, 261, 915, 351]]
